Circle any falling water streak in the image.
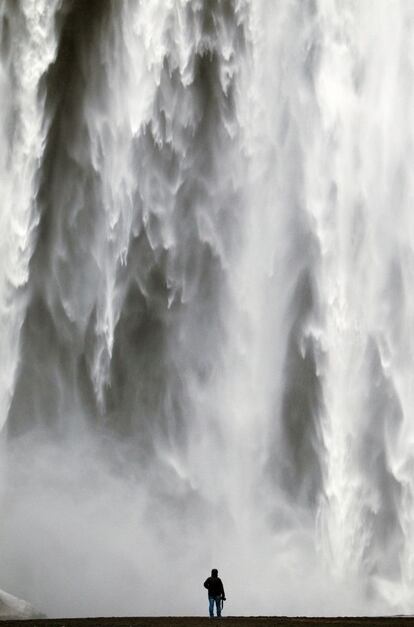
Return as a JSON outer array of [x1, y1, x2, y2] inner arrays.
[[0, 0, 61, 429]]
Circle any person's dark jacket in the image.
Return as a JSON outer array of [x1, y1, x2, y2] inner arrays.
[[204, 576, 225, 599]]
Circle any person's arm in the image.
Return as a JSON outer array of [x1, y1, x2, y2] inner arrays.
[[220, 580, 226, 599], [204, 578, 210, 590]]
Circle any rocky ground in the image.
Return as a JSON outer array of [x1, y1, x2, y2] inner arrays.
[[2, 617, 414, 627]]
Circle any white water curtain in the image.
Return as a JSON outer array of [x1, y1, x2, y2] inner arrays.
[[0, 0, 413, 617]]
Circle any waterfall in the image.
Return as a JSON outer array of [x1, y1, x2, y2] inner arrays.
[[0, 0, 413, 617]]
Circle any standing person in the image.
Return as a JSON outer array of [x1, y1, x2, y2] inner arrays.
[[203, 568, 226, 617]]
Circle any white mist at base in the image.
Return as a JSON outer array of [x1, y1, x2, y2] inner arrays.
[[0, 434, 388, 617], [0, 0, 414, 618]]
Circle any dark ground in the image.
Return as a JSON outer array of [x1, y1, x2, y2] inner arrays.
[[2, 617, 414, 627]]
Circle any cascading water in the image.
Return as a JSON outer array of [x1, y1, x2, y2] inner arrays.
[[0, 0, 413, 618]]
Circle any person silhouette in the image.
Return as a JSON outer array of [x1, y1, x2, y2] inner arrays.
[[203, 568, 226, 617]]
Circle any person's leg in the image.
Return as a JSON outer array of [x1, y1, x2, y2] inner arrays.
[[215, 596, 222, 617], [209, 596, 214, 617]]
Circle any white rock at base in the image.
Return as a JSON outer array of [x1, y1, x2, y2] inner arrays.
[[0, 588, 45, 620]]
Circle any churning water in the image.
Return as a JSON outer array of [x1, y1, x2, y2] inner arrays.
[[0, 0, 413, 618]]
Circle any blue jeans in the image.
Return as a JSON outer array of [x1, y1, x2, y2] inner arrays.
[[209, 595, 222, 617]]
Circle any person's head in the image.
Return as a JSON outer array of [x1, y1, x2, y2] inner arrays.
[[211, 569, 218, 578]]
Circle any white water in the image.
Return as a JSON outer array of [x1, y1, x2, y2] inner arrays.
[[0, 0, 413, 617]]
